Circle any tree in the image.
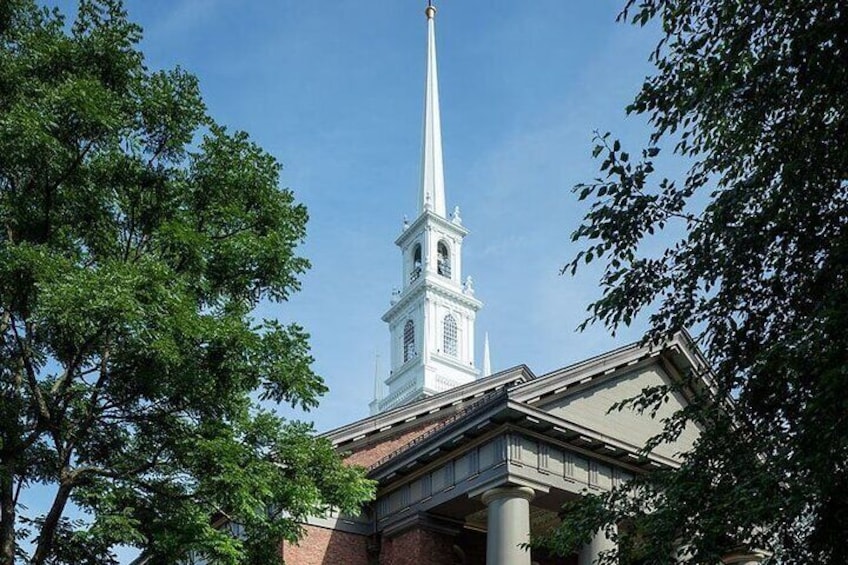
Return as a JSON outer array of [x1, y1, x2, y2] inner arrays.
[[546, 1, 847, 563], [0, 1, 373, 563]]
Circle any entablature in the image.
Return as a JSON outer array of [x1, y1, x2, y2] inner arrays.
[[382, 277, 482, 324], [395, 210, 469, 248], [371, 428, 646, 532], [325, 365, 534, 449]]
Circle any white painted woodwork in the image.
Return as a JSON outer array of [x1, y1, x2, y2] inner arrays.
[[376, 5, 481, 414]]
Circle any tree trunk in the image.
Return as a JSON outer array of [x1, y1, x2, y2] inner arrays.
[[0, 464, 16, 565], [31, 481, 72, 565]]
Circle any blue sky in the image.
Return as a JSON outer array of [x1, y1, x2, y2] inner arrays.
[[46, 0, 665, 430], [93, 0, 665, 434], [25, 1, 670, 561]]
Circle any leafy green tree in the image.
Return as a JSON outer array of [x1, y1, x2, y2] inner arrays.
[[547, 1, 847, 563], [0, 1, 373, 563]]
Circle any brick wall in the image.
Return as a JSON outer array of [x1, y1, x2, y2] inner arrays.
[[283, 414, 459, 563], [281, 524, 463, 564], [281, 524, 370, 565], [380, 527, 458, 565]]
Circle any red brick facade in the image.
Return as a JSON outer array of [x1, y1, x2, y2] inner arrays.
[[379, 527, 458, 565], [281, 524, 370, 565], [281, 524, 577, 564], [281, 417, 458, 564]]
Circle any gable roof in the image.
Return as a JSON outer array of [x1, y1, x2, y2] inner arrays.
[[360, 332, 716, 483], [325, 365, 536, 450], [513, 331, 714, 406], [131, 334, 714, 565]]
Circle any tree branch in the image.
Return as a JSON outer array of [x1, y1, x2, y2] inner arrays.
[[65, 348, 111, 454], [71, 442, 168, 483], [595, 133, 706, 226], [9, 318, 50, 424], [0, 462, 16, 565], [146, 134, 172, 168], [50, 329, 107, 398], [30, 480, 73, 565], [48, 141, 94, 197]]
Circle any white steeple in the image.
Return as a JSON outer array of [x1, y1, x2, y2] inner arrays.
[[419, 2, 446, 217], [483, 332, 492, 377], [376, 3, 483, 413]]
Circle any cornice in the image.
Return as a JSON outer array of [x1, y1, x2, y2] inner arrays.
[[395, 211, 469, 248], [382, 276, 482, 322], [510, 332, 720, 412], [366, 341, 710, 484], [368, 393, 679, 487]]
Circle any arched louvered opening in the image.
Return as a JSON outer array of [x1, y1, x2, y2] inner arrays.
[[410, 244, 422, 282], [437, 241, 451, 278]]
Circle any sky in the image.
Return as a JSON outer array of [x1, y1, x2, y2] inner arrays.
[[48, 0, 665, 434], [25, 1, 671, 562], [47, 0, 669, 429]]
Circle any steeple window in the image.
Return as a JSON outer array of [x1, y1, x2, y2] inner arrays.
[[437, 241, 451, 278], [403, 320, 416, 362], [410, 244, 422, 283], [443, 314, 458, 357]]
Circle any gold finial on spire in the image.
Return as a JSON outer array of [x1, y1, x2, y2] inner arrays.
[[425, 1, 436, 20]]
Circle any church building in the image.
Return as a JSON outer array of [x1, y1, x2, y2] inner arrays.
[[278, 4, 762, 565]]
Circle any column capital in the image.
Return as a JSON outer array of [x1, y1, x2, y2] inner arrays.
[[481, 486, 535, 506]]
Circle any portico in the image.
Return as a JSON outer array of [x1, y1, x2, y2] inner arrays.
[[359, 344, 700, 564], [275, 328, 769, 565]]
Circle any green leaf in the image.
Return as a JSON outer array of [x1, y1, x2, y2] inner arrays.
[[0, 3, 374, 563], [558, 1, 848, 563]]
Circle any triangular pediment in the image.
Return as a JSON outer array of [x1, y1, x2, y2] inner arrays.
[[533, 362, 698, 460], [511, 332, 711, 462], [344, 333, 713, 484]]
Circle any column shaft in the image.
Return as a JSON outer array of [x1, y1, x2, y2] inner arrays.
[[481, 487, 534, 565], [578, 527, 616, 565]]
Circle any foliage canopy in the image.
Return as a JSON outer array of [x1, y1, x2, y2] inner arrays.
[[547, 0, 848, 563], [0, 1, 373, 563]]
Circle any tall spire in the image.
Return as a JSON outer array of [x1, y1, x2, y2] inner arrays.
[[483, 332, 492, 377], [419, 1, 446, 217], [378, 2, 482, 414]]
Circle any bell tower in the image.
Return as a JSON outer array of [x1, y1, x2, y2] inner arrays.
[[373, 3, 483, 414]]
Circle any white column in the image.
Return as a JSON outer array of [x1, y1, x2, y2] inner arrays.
[[578, 527, 616, 565], [481, 486, 535, 565]]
